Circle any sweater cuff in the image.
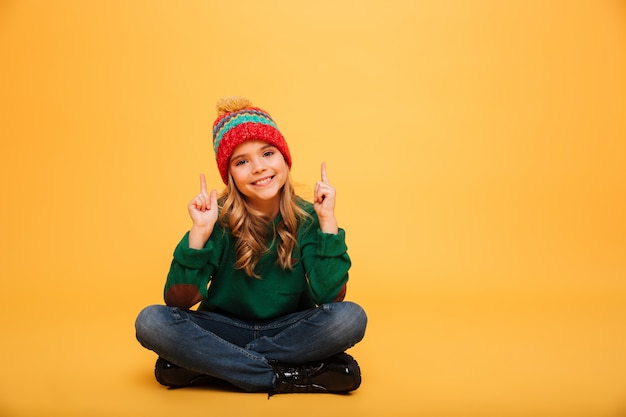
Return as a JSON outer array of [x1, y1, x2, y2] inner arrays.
[[316, 228, 348, 257], [173, 232, 213, 269]]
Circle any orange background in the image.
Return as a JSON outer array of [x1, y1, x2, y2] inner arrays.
[[1, 1, 625, 416]]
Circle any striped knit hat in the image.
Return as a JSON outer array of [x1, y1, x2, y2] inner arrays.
[[212, 96, 292, 184]]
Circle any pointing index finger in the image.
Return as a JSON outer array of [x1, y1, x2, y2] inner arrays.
[[321, 162, 329, 184], [200, 173, 208, 194]]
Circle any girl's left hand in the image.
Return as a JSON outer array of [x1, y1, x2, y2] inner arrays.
[[314, 162, 339, 234]]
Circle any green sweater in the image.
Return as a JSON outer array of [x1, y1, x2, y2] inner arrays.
[[164, 200, 351, 321]]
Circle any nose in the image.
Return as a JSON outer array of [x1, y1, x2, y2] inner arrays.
[[251, 158, 267, 173]]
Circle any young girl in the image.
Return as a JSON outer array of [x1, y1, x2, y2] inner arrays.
[[135, 97, 367, 395]]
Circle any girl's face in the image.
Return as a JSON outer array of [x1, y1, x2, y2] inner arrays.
[[229, 140, 288, 215]]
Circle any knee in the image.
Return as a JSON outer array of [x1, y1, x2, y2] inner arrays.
[[135, 305, 169, 346], [329, 301, 368, 344], [345, 301, 368, 340]]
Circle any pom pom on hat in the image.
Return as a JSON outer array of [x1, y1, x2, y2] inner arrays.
[[212, 96, 292, 184], [216, 96, 253, 116]]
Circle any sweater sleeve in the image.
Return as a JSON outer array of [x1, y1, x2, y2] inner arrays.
[[164, 231, 221, 309], [300, 219, 351, 305]]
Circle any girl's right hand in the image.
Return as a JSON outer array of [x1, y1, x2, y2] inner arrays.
[[187, 174, 218, 247]]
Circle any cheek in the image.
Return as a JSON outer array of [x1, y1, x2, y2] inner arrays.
[[272, 156, 288, 172], [229, 169, 247, 187]]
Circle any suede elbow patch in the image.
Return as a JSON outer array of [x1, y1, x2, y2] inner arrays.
[[165, 284, 202, 308]]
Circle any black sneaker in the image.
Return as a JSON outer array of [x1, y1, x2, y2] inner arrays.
[[270, 353, 361, 395], [154, 357, 220, 388]]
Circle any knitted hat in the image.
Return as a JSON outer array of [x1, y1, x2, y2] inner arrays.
[[212, 96, 292, 184]]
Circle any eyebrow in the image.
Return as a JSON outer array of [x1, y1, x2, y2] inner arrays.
[[230, 144, 277, 163]]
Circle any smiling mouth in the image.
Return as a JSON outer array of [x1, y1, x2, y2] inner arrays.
[[252, 176, 274, 186]]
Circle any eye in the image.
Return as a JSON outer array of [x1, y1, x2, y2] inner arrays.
[[234, 159, 247, 166], [263, 150, 275, 157]]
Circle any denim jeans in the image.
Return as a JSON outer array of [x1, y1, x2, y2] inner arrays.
[[135, 301, 367, 392]]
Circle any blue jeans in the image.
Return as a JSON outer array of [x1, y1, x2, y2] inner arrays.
[[135, 302, 367, 392]]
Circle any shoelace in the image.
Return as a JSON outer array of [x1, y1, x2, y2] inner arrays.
[[268, 362, 326, 397]]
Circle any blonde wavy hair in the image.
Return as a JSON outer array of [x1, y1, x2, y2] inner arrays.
[[218, 170, 311, 278]]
